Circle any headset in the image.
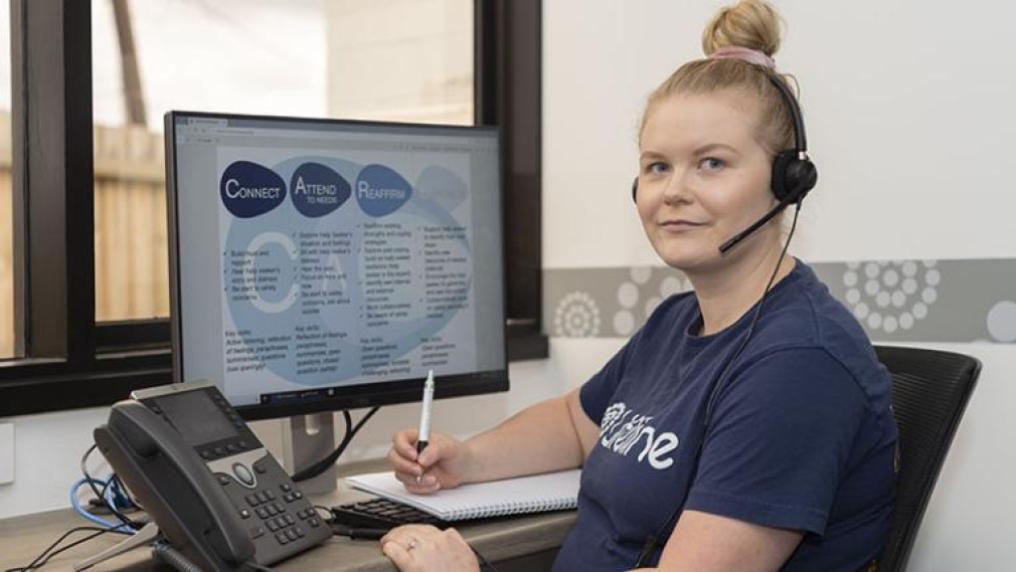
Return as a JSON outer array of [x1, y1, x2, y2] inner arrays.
[[630, 71, 817, 255], [631, 71, 817, 567]]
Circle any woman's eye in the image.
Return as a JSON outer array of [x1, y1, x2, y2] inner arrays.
[[644, 162, 669, 174], [699, 157, 725, 171]]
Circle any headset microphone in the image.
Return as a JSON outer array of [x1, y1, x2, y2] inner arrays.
[[717, 196, 793, 254]]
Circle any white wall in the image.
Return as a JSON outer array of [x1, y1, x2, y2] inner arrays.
[[543, 1, 1016, 570], [544, 0, 1016, 268]]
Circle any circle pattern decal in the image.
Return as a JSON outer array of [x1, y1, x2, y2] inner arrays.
[[554, 291, 601, 337], [843, 260, 938, 333], [987, 301, 1016, 343], [630, 266, 652, 285]]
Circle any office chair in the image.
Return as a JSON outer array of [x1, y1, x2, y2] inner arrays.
[[874, 345, 981, 572]]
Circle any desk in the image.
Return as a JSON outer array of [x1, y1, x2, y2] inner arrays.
[[0, 460, 577, 571]]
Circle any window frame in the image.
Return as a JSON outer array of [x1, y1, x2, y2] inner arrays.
[[0, 0, 546, 418], [477, 0, 547, 361]]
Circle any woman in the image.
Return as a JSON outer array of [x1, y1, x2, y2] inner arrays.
[[380, 1, 897, 570]]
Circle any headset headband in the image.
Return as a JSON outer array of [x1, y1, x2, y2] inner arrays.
[[763, 73, 808, 157]]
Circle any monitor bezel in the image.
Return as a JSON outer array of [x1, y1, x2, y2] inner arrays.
[[165, 110, 509, 421]]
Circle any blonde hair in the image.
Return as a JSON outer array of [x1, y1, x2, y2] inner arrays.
[[639, 0, 796, 155]]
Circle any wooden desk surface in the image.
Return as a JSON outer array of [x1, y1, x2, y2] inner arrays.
[[0, 461, 577, 571]]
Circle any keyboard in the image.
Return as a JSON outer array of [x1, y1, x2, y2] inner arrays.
[[330, 497, 450, 530]]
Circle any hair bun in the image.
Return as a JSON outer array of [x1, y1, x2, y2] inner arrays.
[[702, 0, 782, 58]]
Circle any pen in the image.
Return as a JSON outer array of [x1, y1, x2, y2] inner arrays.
[[417, 370, 434, 454], [415, 370, 434, 483]]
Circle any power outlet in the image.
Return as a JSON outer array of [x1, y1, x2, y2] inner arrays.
[[0, 422, 13, 484]]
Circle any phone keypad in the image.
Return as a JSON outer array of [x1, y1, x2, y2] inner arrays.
[[238, 482, 323, 547]]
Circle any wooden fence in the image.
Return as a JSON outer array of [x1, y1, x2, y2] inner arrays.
[[1, 112, 170, 358]]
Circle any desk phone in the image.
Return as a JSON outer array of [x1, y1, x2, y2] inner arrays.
[[94, 381, 330, 571]]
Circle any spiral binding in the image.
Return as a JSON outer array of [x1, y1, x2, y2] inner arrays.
[[446, 496, 576, 521]]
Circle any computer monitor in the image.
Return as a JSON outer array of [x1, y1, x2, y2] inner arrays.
[[164, 111, 508, 421]]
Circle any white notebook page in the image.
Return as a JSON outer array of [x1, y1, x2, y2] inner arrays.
[[345, 469, 581, 521]]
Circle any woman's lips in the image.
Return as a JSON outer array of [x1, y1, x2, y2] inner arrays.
[[659, 220, 706, 232]]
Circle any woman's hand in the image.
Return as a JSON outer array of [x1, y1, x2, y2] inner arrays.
[[387, 428, 474, 494], [380, 524, 480, 572]]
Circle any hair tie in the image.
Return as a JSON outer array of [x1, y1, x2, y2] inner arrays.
[[709, 46, 776, 69]]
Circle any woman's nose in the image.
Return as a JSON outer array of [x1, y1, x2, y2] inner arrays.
[[661, 171, 691, 205]]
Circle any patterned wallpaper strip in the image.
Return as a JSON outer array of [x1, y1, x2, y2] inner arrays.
[[543, 259, 1016, 343]]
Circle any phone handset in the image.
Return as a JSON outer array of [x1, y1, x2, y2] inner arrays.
[[103, 401, 256, 566]]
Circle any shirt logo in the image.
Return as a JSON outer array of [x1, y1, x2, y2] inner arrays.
[[599, 402, 679, 470]]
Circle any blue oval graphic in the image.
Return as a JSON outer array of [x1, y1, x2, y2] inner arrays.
[[220, 161, 287, 218], [417, 165, 467, 211], [356, 164, 412, 217], [290, 162, 350, 217]]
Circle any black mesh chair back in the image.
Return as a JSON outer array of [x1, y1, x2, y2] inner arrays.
[[874, 345, 980, 572]]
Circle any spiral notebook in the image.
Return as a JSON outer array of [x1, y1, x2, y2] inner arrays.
[[345, 469, 581, 521]]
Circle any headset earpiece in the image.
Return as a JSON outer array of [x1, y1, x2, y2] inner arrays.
[[631, 176, 639, 203], [770, 149, 817, 204], [765, 72, 817, 205]]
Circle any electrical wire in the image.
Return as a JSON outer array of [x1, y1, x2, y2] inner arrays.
[[703, 202, 801, 418], [70, 478, 132, 532], [3, 525, 128, 572], [80, 444, 140, 531], [94, 473, 115, 507], [107, 474, 137, 511], [292, 406, 381, 482]]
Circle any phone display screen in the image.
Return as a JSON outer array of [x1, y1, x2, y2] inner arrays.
[[156, 390, 238, 446]]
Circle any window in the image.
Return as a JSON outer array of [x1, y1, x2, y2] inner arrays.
[[0, 0, 543, 417], [1, 2, 13, 358], [91, 0, 473, 322]]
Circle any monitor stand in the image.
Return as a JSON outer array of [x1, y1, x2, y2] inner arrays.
[[282, 412, 338, 495]]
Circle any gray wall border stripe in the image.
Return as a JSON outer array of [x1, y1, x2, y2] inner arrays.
[[543, 259, 1016, 343]]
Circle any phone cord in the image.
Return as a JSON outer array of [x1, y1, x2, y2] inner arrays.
[[151, 541, 203, 572]]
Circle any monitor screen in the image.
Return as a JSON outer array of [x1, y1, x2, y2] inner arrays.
[[166, 112, 508, 420]]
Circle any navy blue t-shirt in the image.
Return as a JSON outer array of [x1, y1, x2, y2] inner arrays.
[[553, 261, 898, 571]]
